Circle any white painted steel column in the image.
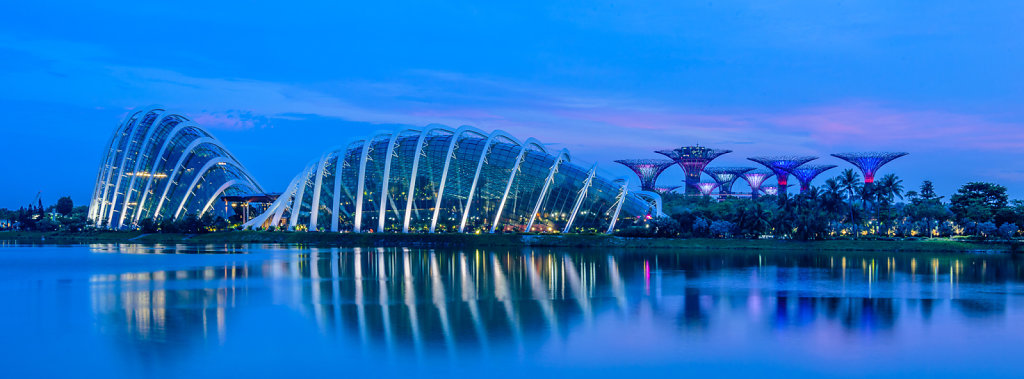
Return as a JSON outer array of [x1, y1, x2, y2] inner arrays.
[[525, 150, 569, 233], [309, 153, 329, 231], [562, 165, 596, 233]]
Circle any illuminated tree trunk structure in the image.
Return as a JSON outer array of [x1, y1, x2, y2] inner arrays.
[[740, 170, 774, 199], [830, 152, 908, 185], [747, 156, 817, 198], [788, 164, 837, 192], [696, 182, 720, 197], [704, 167, 753, 196], [613, 159, 676, 192], [656, 146, 731, 196]]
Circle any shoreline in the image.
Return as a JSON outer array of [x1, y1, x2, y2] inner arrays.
[[0, 231, 1017, 253]]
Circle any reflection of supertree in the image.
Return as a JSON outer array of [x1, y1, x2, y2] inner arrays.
[[748, 156, 817, 198], [788, 164, 837, 192], [703, 167, 754, 195], [656, 146, 731, 195], [696, 182, 720, 196], [741, 170, 774, 199], [655, 185, 681, 194], [831, 152, 908, 185], [614, 159, 676, 191]]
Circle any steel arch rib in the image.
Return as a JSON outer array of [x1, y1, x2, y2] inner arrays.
[[131, 121, 205, 225], [330, 148, 346, 232], [198, 179, 246, 218], [353, 139, 374, 233], [116, 111, 183, 228], [378, 131, 409, 233], [152, 137, 222, 220], [106, 106, 164, 228], [403, 126, 453, 233], [271, 170, 306, 228], [96, 109, 145, 226], [489, 138, 544, 233], [526, 149, 570, 233], [172, 157, 234, 220], [606, 180, 630, 234], [563, 164, 597, 233], [634, 190, 665, 218], [288, 165, 315, 230], [459, 130, 520, 233], [309, 153, 329, 231], [430, 126, 487, 233], [90, 107, 144, 224]]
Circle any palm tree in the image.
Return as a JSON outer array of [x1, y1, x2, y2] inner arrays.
[[837, 169, 862, 236], [874, 174, 904, 222]]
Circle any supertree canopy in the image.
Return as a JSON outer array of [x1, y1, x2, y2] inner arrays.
[[614, 159, 676, 192], [740, 170, 774, 199], [788, 164, 837, 192], [762, 186, 779, 196], [655, 185, 681, 194], [831, 152, 908, 184], [747, 156, 817, 198], [655, 146, 731, 195], [696, 182, 720, 196], [704, 167, 754, 195]]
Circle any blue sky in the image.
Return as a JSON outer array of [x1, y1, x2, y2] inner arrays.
[[2, 1, 1023, 208]]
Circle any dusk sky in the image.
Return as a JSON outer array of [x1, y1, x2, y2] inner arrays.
[[2, 1, 1023, 209]]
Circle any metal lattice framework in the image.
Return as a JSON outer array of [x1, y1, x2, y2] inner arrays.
[[747, 156, 817, 198], [655, 146, 731, 195], [831, 152, 908, 184], [614, 159, 676, 192], [242, 126, 658, 234], [696, 182, 720, 196], [655, 185, 681, 194], [789, 164, 837, 192], [88, 106, 264, 228], [704, 167, 754, 195], [740, 170, 774, 198]]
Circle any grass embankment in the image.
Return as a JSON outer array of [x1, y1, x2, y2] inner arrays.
[[0, 230, 1017, 253]]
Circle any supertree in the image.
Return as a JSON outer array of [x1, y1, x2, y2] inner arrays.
[[762, 186, 779, 196], [656, 146, 731, 195], [741, 170, 774, 199], [696, 182, 720, 197], [704, 167, 754, 195], [831, 152, 908, 185], [788, 164, 837, 192], [747, 156, 817, 198], [655, 185, 681, 194], [614, 159, 676, 192]]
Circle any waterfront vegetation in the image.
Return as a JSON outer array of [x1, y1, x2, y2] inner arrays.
[[1, 171, 1022, 252]]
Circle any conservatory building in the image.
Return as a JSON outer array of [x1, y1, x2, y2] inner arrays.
[[242, 126, 659, 234], [87, 106, 263, 228]]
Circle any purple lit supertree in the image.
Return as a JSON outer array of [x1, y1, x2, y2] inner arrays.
[[614, 159, 676, 192], [741, 170, 774, 199], [704, 167, 754, 195], [696, 182, 720, 196], [747, 156, 817, 198], [788, 164, 837, 192], [762, 186, 779, 196], [656, 146, 731, 195], [831, 152, 908, 185], [655, 185, 682, 194]]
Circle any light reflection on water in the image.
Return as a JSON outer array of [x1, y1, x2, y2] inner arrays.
[[2, 244, 1024, 377]]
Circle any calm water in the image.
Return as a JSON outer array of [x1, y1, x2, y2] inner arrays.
[[1, 243, 1023, 377]]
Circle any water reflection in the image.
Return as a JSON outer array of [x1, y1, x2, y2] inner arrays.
[[87, 246, 1024, 358]]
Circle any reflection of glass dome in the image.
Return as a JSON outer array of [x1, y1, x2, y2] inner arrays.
[[244, 125, 658, 233], [88, 106, 262, 228]]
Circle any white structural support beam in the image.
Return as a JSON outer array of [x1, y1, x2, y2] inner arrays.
[[288, 165, 315, 230], [172, 157, 232, 220], [353, 139, 373, 233], [377, 132, 408, 233], [308, 153, 329, 231], [151, 137, 220, 220], [90, 107, 143, 224], [106, 107, 162, 228], [116, 111, 179, 228], [606, 180, 630, 234], [458, 131, 516, 233], [271, 170, 306, 228], [131, 121, 202, 225], [403, 126, 452, 233], [198, 179, 240, 218], [562, 165, 597, 233], [634, 190, 665, 218], [525, 150, 570, 233], [330, 149, 345, 232], [489, 138, 546, 233], [430, 126, 485, 233]]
